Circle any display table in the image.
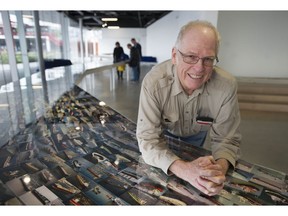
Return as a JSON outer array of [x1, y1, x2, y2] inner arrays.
[[0, 85, 287, 205]]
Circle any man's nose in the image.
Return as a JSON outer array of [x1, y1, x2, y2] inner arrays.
[[192, 59, 205, 71]]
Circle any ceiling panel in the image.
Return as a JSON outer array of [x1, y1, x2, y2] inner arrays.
[[60, 11, 171, 29]]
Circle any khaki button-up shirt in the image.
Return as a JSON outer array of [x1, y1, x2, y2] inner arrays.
[[136, 60, 241, 174]]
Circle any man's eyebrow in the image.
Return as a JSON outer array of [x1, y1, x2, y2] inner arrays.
[[182, 51, 197, 56]]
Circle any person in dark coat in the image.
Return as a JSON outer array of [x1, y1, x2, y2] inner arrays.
[[113, 42, 124, 79], [131, 38, 142, 78], [127, 43, 140, 81], [131, 38, 142, 58]]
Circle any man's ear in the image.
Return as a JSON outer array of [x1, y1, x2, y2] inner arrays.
[[171, 47, 177, 64]]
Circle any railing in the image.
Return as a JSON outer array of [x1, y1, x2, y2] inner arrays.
[[75, 61, 129, 91]]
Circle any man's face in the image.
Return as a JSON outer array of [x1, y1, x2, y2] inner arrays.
[[172, 26, 217, 95]]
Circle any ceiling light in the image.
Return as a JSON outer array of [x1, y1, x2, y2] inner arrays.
[[101, 18, 118, 22], [0, 104, 9, 107], [108, 26, 120, 29]]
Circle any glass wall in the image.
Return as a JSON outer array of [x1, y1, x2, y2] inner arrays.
[[0, 11, 81, 147], [38, 11, 63, 60], [0, 10, 114, 147], [0, 11, 12, 146]]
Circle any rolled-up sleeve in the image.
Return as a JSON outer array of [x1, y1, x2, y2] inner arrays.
[[209, 78, 241, 168]]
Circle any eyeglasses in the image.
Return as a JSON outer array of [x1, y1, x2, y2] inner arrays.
[[177, 49, 219, 67]]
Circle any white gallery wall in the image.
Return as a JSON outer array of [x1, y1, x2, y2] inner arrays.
[[217, 11, 288, 78], [98, 28, 146, 57], [146, 11, 218, 63]]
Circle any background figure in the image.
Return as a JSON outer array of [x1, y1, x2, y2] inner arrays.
[[117, 64, 125, 80], [131, 38, 142, 58], [127, 43, 140, 81], [113, 42, 124, 80], [131, 38, 142, 78], [117, 53, 129, 80]]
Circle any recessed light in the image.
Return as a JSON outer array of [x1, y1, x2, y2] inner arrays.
[[101, 18, 118, 22]]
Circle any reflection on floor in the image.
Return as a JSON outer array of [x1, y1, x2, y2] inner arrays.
[[79, 63, 288, 174]]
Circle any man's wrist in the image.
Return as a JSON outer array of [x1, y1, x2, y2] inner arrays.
[[216, 158, 230, 175], [168, 159, 184, 177]]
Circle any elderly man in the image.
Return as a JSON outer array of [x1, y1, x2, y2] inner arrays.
[[136, 20, 241, 196]]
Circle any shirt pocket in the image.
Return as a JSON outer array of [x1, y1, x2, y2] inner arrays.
[[195, 120, 212, 132], [199, 124, 212, 132], [195, 116, 213, 132], [161, 113, 179, 131]]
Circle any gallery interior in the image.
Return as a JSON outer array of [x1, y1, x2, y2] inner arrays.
[[0, 10, 287, 206]]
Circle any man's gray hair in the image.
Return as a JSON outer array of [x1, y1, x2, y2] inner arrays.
[[175, 20, 221, 54]]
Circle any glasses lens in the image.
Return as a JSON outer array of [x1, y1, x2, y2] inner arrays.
[[203, 58, 214, 67], [203, 58, 218, 67], [186, 56, 199, 64]]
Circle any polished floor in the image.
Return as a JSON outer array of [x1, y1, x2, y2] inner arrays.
[[78, 63, 288, 174]]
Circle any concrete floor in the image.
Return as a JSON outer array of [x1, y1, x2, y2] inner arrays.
[[78, 63, 288, 174]]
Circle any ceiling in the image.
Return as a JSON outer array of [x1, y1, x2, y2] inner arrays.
[[60, 11, 171, 29]]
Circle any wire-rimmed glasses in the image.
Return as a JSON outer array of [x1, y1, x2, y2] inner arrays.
[[177, 49, 219, 67]]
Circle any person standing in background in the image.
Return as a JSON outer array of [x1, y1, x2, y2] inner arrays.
[[131, 38, 142, 78], [131, 38, 142, 58], [113, 42, 124, 80], [127, 43, 140, 81]]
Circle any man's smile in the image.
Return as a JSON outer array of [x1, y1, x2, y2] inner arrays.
[[187, 73, 203, 79]]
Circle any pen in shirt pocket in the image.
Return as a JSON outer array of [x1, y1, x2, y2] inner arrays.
[[196, 116, 214, 125]]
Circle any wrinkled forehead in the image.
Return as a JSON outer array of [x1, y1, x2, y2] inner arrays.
[[179, 27, 217, 52]]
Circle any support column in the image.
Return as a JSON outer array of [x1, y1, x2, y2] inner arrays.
[[33, 11, 49, 105]]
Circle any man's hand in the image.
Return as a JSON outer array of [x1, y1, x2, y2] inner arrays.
[[169, 156, 227, 196]]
